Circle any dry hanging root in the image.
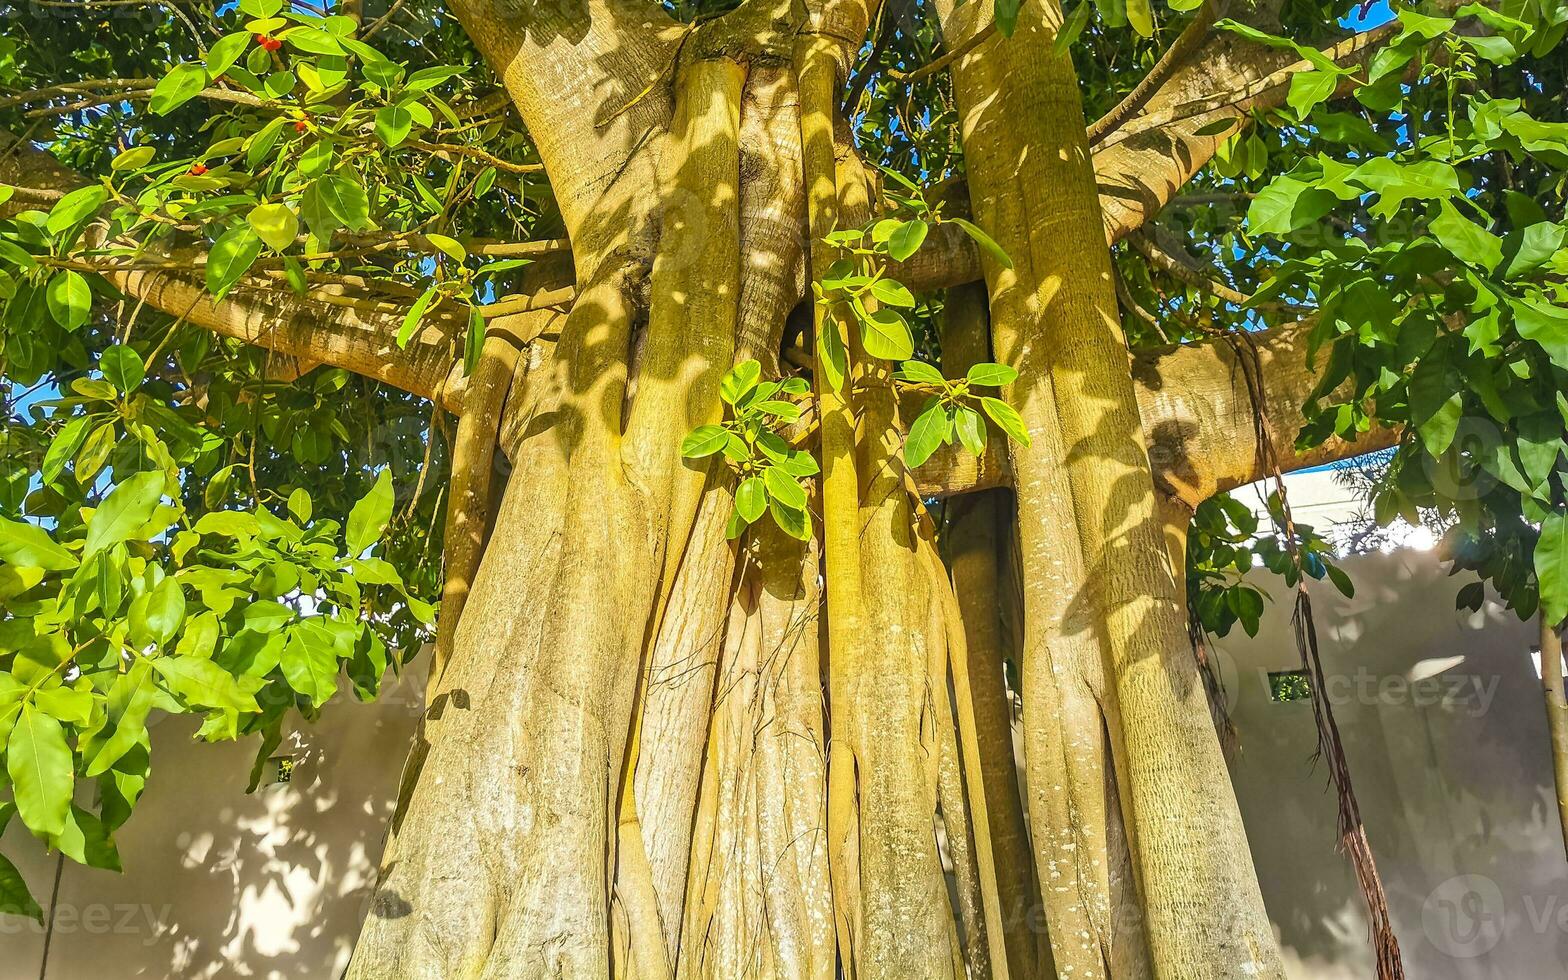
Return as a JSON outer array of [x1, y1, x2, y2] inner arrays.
[[1229, 332, 1406, 980]]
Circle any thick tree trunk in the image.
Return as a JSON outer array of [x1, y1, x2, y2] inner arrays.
[[936, 0, 1284, 976], [341, 2, 1303, 977]]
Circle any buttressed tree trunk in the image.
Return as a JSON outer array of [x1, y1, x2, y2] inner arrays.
[[935, 0, 1282, 977], [0, 0, 1436, 969]]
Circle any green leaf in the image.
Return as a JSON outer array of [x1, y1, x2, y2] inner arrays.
[[1349, 158, 1459, 219], [769, 495, 810, 540], [85, 471, 166, 557], [980, 396, 1031, 447], [886, 220, 929, 263], [205, 225, 263, 299], [45, 271, 91, 331], [110, 146, 156, 171], [247, 203, 298, 253], [735, 476, 766, 524], [346, 469, 393, 555], [132, 576, 186, 646], [1230, 587, 1265, 637], [7, 705, 73, 838], [41, 417, 92, 485], [1247, 176, 1335, 236], [287, 488, 312, 523], [282, 622, 340, 705], [869, 278, 915, 308], [150, 63, 208, 116], [243, 599, 294, 632], [427, 233, 465, 262], [206, 32, 250, 77], [397, 285, 439, 348], [375, 103, 414, 148], [52, 805, 120, 871], [100, 344, 144, 393], [406, 65, 468, 90], [904, 399, 952, 468], [0, 517, 76, 570], [283, 26, 344, 55], [721, 360, 762, 405], [0, 851, 42, 922], [995, 0, 1023, 36], [1513, 297, 1568, 369], [776, 449, 819, 478], [1326, 562, 1355, 598], [1538, 510, 1568, 627], [1125, 0, 1152, 36], [817, 319, 847, 392], [151, 655, 259, 713], [965, 362, 1018, 386], [1287, 70, 1338, 118], [316, 174, 371, 231], [1501, 222, 1566, 280], [1431, 201, 1503, 272], [949, 217, 1013, 270], [1408, 357, 1462, 455], [898, 360, 947, 386], [955, 405, 987, 456], [764, 466, 807, 512], [860, 308, 915, 361], [1053, 2, 1092, 54], [681, 424, 730, 458], [84, 661, 156, 778], [45, 185, 107, 238]]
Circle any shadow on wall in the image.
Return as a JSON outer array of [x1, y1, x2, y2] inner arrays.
[[1219, 549, 1568, 980], [0, 652, 427, 980]]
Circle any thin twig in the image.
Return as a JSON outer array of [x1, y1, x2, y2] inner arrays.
[[890, 22, 996, 85]]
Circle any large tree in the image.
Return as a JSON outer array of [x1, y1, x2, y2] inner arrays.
[[1, 0, 1566, 977]]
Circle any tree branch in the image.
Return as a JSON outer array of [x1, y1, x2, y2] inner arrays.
[[0, 128, 493, 409], [1085, 0, 1219, 146], [911, 318, 1397, 503], [1093, 18, 1403, 245]]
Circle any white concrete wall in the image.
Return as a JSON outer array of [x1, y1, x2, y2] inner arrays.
[[0, 657, 425, 979], [1217, 549, 1565, 978], [1, 553, 1564, 978]]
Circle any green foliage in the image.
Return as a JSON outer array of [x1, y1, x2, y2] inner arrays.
[[0, 0, 508, 913], [681, 361, 817, 542], [1186, 492, 1351, 639], [1230, 5, 1568, 627], [0, 462, 428, 911]]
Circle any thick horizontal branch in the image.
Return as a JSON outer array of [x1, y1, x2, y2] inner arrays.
[[0, 128, 501, 409], [1093, 19, 1402, 245], [911, 318, 1397, 504]]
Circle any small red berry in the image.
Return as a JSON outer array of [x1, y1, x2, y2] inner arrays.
[[294, 120, 308, 133], [254, 33, 267, 44], [188, 163, 207, 176], [263, 37, 282, 52]]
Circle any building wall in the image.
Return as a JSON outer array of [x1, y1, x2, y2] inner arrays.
[[1219, 549, 1565, 978], [1, 551, 1564, 978]]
